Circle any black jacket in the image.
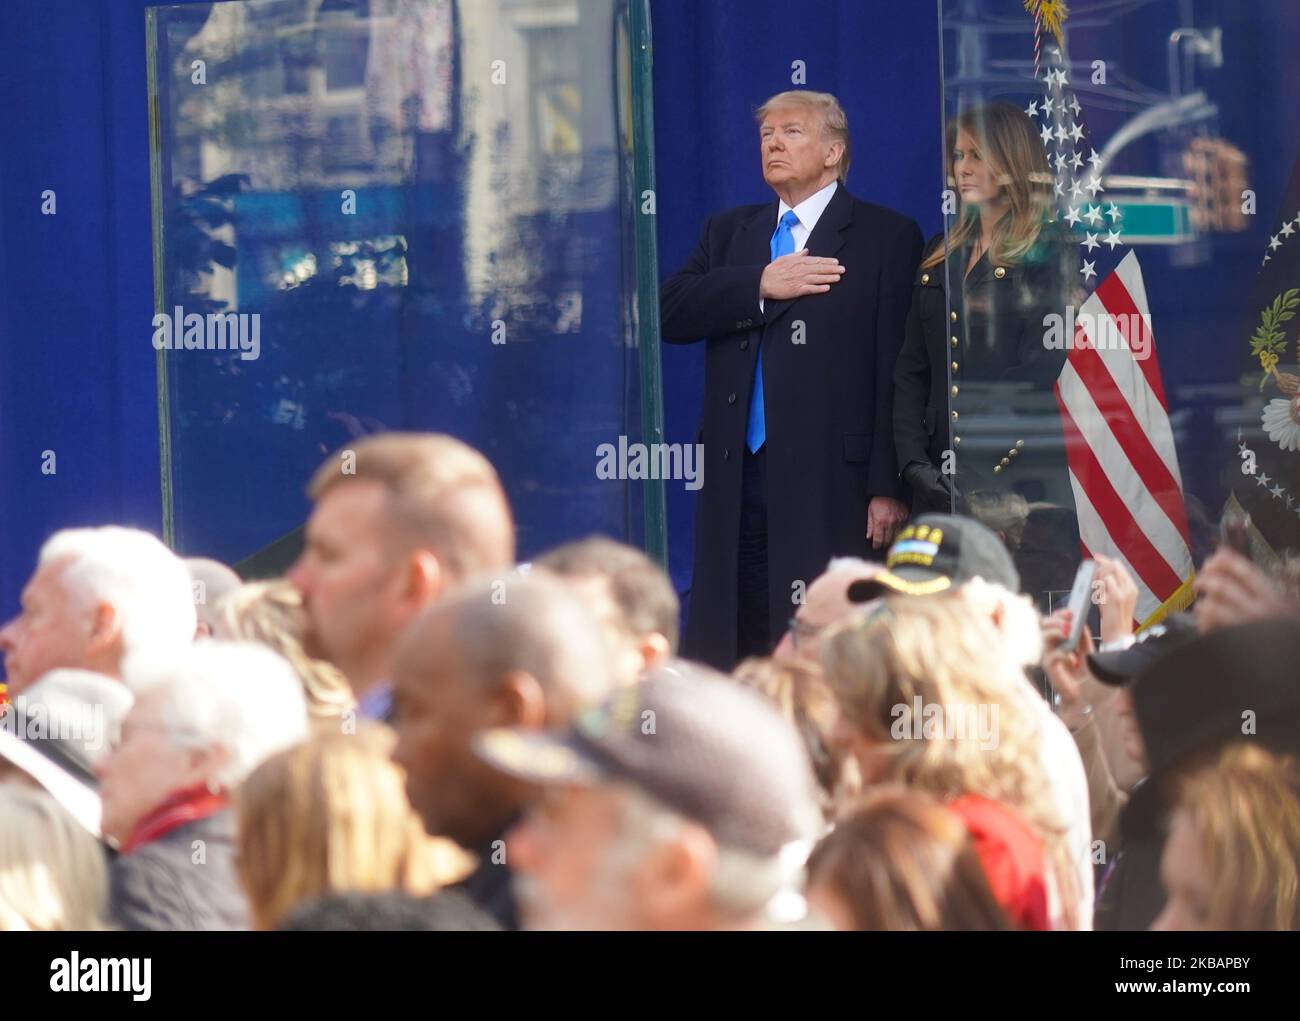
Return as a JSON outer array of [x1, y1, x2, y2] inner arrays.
[[453, 820, 520, 930], [1095, 835, 1165, 931], [894, 230, 1077, 509], [662, 183, 922, 668], [109, 809, 249, 931]]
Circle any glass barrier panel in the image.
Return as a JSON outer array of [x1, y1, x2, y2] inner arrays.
[[147, 0, 663, 573], [935, 0, 1295, 623]]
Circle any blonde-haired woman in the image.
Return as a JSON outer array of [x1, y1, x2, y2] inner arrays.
[[0, 783, 108, 930], [235, 723, 471, 929], [213, 580, 356, 722], [894, 102, 1078, 593], [1154, 743, 1300, 930], [819, 592, 1079, 929], [732, 655, 848, 815]]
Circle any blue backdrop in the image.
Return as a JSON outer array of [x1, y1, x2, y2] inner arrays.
[[6, 1, 1295, 619], [0, 0, 942, 618]]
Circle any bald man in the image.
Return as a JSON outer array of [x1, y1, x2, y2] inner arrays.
[[772, 556, 882, 665], [390, 570, 615, 929], [185, 557, 243, 639]]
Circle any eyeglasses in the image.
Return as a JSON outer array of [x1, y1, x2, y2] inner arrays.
[[108, 721, 202, 752], [786, 617, 824, 652]]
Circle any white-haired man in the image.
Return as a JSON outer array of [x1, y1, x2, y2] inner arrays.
[[0, 527, 196, 696], [99, 641, 309, 930], [661, 89, 922, 670]]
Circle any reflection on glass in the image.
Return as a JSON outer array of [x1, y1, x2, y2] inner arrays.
[[898, 102, 1080, 606], [937, 0, 1296, 623], [148, 0, 650, 569]]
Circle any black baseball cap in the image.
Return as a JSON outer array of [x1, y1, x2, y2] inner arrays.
[[474, 662, 822, 857], [1121, 617, 1300, 839], [1085, 613, 1198, 687], [847, 513, 1020, 602]]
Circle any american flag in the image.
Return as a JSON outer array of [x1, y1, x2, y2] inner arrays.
[[1028, 45, 1196, 625]]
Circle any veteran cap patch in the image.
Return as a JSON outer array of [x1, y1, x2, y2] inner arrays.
[[847, 513, 1021, 601]]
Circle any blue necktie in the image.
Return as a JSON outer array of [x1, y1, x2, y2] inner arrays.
[[747, 209, 800, 453]]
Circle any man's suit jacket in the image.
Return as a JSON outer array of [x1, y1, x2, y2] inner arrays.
[[661, 183, 922, 668]]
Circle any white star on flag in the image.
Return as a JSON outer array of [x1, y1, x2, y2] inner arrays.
[[1270, 235, 1282, 251], [1106, 203, 1123, 222], [1033, 40, 1196, 627], [1283, 222, 1295, 237], [1025, 100, 1039, 118]]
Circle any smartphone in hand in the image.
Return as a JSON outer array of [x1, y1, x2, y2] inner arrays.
[[1060, 559, 1097, 653]]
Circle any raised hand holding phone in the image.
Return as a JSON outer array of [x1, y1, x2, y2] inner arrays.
[[1060, 559, 1097, 654]]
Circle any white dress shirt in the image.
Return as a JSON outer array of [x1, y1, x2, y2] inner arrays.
[[759, 179, 839, 314]]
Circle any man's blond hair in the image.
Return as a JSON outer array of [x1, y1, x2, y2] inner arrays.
[[756, 90, 851, 183], [307, 432, 515, 582]]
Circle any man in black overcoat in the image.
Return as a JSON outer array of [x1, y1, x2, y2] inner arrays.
[[661, 90, 923, 669]]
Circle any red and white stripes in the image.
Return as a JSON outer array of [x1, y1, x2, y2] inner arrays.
[[1053, 251, 1195, 624]]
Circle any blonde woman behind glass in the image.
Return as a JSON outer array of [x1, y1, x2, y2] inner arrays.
[[819, 592, 1079, 928], [0, 783, 108, 930], [235, 723, 472, 930], [213, 579, 356, 722], [894, 101, 1077, 563]]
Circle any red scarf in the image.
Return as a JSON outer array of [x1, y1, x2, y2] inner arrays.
[[120, 784, 229, 855]]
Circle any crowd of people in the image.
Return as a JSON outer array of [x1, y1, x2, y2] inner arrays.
[[0, 431, 1299, 931]]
